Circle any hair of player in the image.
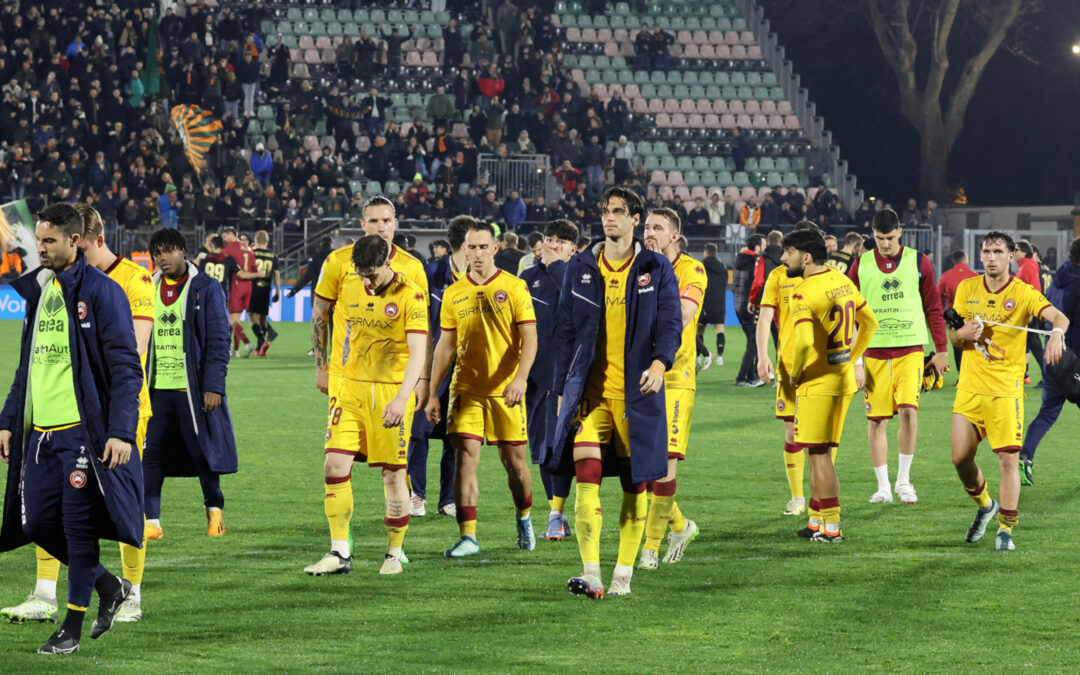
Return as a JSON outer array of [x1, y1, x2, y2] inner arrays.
[[746, 233, 765, 250], [577, 236, 591, 249], [824, 234, 837, 244], [844, 231, 863, 247], [1069, 236, 1080, 265], [36, 203, 84, 238], [222, 226, 237, 238], [526, 230, 544, 248], [704, 242, 718, 256], [792, 219, 822, 235], [211, 235, 225, 250], [75, 203, 105, 239], [981, 230, 1015, 252], [648, 207, 682, 232], [351, 234, 390, 272], [599, 185, 644, 218], [766, 230, 783, 247], [1016, 239, 1034, 257], [949, 250, 967, 265], [393, 233, 407, 248], [545, 219, 579, 243], [447, 215, 476, 250], [466, 219, 497, 240], [149, 227, 187, 256], [500, 231, 519, 247], [782, 229, 828, 265], [363, 194, 396, 217], [430, 239, 450, 254], [254, 230, 270, 246], [872, 208, 900, 233]]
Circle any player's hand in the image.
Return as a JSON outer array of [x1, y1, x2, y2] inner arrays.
[[413, 380, 429, 412], [644, 239, 660, 253], [929, 351, 948, 376], [102, 438, 132, 469], [757, 354, 774, 382], [382, 396, 408, 428], [503, 376, 527, 407], [424, 396, 442, 426], [854, 363, 865, 390], [956, 320, 983, 343], [790, 371, 803, 389], [272, 291, 280, 303], [0, 429, 11, 464], [316, 366, 329, 395], [1045, 330, 1064, 365], [639, 360, 665, 394], [747, 301, 757, 315], [203, 391, 222, 413]]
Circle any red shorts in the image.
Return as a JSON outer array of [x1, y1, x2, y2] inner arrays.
[[229, 282, 252, 313]]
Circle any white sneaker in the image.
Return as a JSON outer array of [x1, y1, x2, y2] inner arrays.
[[1, 593, 58, 622], [243, 343, 255, 358], [437, 502, 457, 517], [662, 519, 699, 563], [379, 554, 403, 575], [715, 355, 723, 366], [232, 349, 241, 359], [698, 353, 712, 372], [304, 552, 353, 575], [115, 595, 142, 622], [410, 492, 427, 517], [637, 548, 659, 570], [784, 496, 806, 516], [869, 489, 893, 504], [894, 482, 918, 504], [609, 566, 633, 595]]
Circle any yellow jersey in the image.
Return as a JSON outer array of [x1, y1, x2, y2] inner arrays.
[[587, 251, 635, 400], [106, 256, 154, 419], [440, 268, 536, 397], [760, 264, 800, 368], [666, 253, 707, 391], [953, 275, 1051, 398], [790, 268, 877, 395], [339, 273, 428, 384], [315, 243, 429, 379]]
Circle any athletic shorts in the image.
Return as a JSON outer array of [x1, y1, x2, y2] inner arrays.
[[325, 380, 414, 469], [794, 391, 854, 448], [137, 414, 150, 459], [446, 391, 527, 445], [573, 397, 631, 458], [666, 388, 695, 460], [952, 390, 1024, 453], [863, 352, 922, 419], [775, 363, 795, 421], [249, 285, 271, 316], [228, 282, 252, 314]]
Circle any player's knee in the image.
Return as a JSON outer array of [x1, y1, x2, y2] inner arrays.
[[898, 408, 918, 425], [324, 454, 353, 477]]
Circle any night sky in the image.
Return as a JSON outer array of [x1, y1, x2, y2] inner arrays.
[[757, 0, 1080, 207]]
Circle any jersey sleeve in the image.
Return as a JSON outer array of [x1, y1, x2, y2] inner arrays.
[[127, 269, 155, 322], [440, 285, 458, 332], [953, 279, 972, 321], [314, 251, 341, 302], [404, 289, 429, 334], [1023, 283, 1052, 321], [513, 281, 536, 325], [225, 257, 239, 279], [680, 263, 706, 306], [760, 268, 780, 309]]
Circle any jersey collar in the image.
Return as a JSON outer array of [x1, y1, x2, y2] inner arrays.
[[983, 275, 1014, 294], [467, 268, 501, 286]]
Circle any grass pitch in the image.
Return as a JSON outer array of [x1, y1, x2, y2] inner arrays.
[[1, 321, 1079, 672]]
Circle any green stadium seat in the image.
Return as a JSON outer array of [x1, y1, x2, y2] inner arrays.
[[287, 7, 303, 20], [602, 70, 619, 85], [657, 17, 672, 30], [562, 14, 578, 29], [364, 181, 382, 196], [387, 10, 403, 23], [327, 23, 343, 37], [319, 9, 336, 22], [369, 9, 386, 23], [349, 180, 363, 196], [790, 158, 806, 171], [717, 18, 732, 30], [593, 15, 609, 29], [563, 55, 579, 68], [699, 72, 715, 85], [277, 21, 294, 36], [667, 71, 683, 85], [736, 86, 754, 100], [765, 171, 783, 187], [683, 72, 699, 85], [774, 157, 791, 172], [384, 181, 401, 196], [762, 73, 778, 87], [283, 36, 299, 49], [337, 9, 352, 22], [303, 8, 318, 21], [673, 84, 690, 99], [660, 156, 678, 170], [610, 16, 627, 29], [257, 105, 274, 120], [579, 54, 595, 69], [261, 20, 276, 36], [309, 22, 326, 36], [676, 156, 693, 170], [618, 70, 634, 85], [684, 171, 700, 186], [644, 155, 661, 171], [653, 142, 670, 155], [693, 156, 709, 171], [353, 9, 369, 22], [656, 84, 674, 99], [688, 85, 706, 99], [708, 157, 726, 171], [635, 71, 651, 85], [730, 72, 747, 86], [595, 55, 611, 69], [721, 85, 738, 99], [639, 84, 657, 98], [700, 170, 718, 186], [615, 2, 631, 13], [292, 21, 308, 35], [758, 157, 775, 171], [578, 15, 593, 28], [701, 18, 718, 30], [406, 93, 423, 107], [714, 72, 731, 86], [435, 11, 451, 25], [704, 85, 722, 100], [650, 71, 667, 84], [636, 140, 653, 156], [585, 69, 601, 83], [732, 18, 747, 30], [424, 24, 440, 38], [403, 10, 419, 24], [390, 93, 406, 107], [745, 158, 759, 171], [782, 172, 801, 186], [769, 87, 785, 100], [733, 171, 751, 188], [716, 171, 734, 185], [345, 24, 360, 37]]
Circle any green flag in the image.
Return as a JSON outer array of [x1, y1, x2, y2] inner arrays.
[[143, 16, 160, 97]]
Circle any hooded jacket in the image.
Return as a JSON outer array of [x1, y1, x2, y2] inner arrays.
[[732, 248, 758, 311], [544, 241, 681, 484], [148, 262, 237, 476], [520, 259, 566, 462], [1048, 261, 1080, 353], [1, 253, 144, 555]]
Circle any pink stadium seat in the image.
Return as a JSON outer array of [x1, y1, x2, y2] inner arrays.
[[331, 36, 344, 47], [741, 187, 758, 201], [308, 149, 322, 162], [623, 84, 640, 99], [608, 85, 623, 97], [315, 36, 333, 49], [728, 100, 745, 115], [681, 197, 696, 211], [785, 115, 801, 129], [400, 123, 413, 137], [632, 98, 649, 114], [648, 99, 665, 114], [752, 114, 768, 129], [720, 113, 737, 129], [613, 29, 629, 42], [744, 100, 761, 114], [304, 49, 320, 65], [670, 114, 687, 128], [402, 39, 416, 51], [290, 63, 310, 79], [690, 186, 708, 200], [604, 42, 620, 57], [677, 30, 693, 45], [680, 99, 697, 114], [667, 171, 684, 186], [761, 100, 777, 114], [596, 29, 613, 42], [724, 187, 741, 200], [290, 48, 303, 62], [451, 123, 467, 138], [748, 45, 763, 60], [320, 49, 336, 64], [692, 30, 709, 45], [736, 114, 753, 128], [619, 42, 635, 58], [433, 38, 444, 52], [670, 43, 683, 58], [664, 99, 681, 113], [650, 170, 668, 186], [406, 51, 423, 67], [714, 45, 731, 59], [683, 44, 700, 59], [807, 187, 819, 200], [551, 15, 561, 27], [724, 31, 740, 45], [731, 45, 748, 59], [320, 135, 336, 153], [687, 113, 705, 128], [581, 28, 598, 42], [299, 36, 315, 50], [566, 28, 581, 42], [593, 83, 608, 99], [712, 100, 728, 114], [571, 69, 586, 85], [422, 52, 440, 67], [711, 31, 726, 45], [415, 38, 430, 51], [303, 135, 319, 151], [658, 186, 675, 201], [767, 115, 786, 129], [646, 185, 658, 200], [777, 101, 793, 115], [654, 113, 671, 127], [740, 31, 756, 45], [695, 100, 712, 114], [704, 113, 720, 128], [629, 30, 639, 41], [758, 186, 772, 200], [698, 44, 716, 59]]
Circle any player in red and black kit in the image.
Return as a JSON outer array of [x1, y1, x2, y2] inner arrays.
[[200, 235, 263, 357], [221, 228, 260, 357]]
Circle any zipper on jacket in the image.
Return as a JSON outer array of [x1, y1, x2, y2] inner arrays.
[[572, 290, 600, 308], [566, 344, 582, 378]]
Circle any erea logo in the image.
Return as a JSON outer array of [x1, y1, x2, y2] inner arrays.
[[637, 273, 651, 287], [384, 303, 399, 318]]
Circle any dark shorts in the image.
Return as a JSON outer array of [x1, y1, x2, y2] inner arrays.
[[701, 296, 726, 325], [249, 285, 271, 315]]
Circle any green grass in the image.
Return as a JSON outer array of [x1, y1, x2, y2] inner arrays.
[[1, 320, 1079, 671]]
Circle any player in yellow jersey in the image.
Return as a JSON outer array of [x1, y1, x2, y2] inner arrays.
[[948, 231, 1067, 551], [1, 204, 154, 625], [757, 221, 820, 518], [637, 208, 704, 569], [784, 229, 878, 543], [425, 220, 538, 557], [304, 236, 429, 576]]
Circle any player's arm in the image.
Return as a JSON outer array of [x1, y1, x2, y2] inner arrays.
[[947, 282, 983, 349], [312, 296, 333, 394], [236, 268, 262, 280], [425, 328, 456, 424], [273, 268, 283, 301], [918, 254, 949, 373], [383, 331, 427, 428], [789, 316, 812, 386], [756, 304, 776, 381], [1039, 303, 1069, 365], [850, 299, 879, 364], [201, 281, 232, 413], [505, 321, 537, 406]]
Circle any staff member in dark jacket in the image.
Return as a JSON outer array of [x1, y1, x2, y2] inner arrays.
[[520, 218, 578, 542], [547, 187, 681, 600], [1021, 237, 1080, 485], [143, 229, 237, 539], [697, 242, 727, 368], [732, 234, 764, 386], [0, 203, 143, 654]]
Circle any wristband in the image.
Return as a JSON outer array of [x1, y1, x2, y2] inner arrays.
[[418, 377, 430, 381], [1052, 327, 1064, 335]]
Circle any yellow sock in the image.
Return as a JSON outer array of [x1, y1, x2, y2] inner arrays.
[[459, 515, 477, 537], [36, 546, 60, 582], [119, 538, 146, 585], [669, 501, 686, 533], [965, 481, 992, 509], [784, 443, 805, 499], [617, 490, 647, 567], [325, 478, 354, 542], [575, 482, 602, 565], [551, 495, 566, 512], [807, 499, 823, 525], [821, 504, 841, 524], [997, 508, 1018, 532], [643, 494, 674, 552], [405, 473, 413, 493], [385, 517, 409, 548], [830, 447, 837, 465]]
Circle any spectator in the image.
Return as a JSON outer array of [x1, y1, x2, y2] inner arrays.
[[612, 135, 633, 184], [634, 26, 653, 70], [733, 233, 765, 386], [427, 85, 456, 128], [469, 31, 496, 67], [732, 128, 751, 172], [760, 193, 780, 227], [900, 197, 920, 226], [158, 184, 181, 229], [922, 199, 943, 227], [606, 89, 629, 139], [517, 230, 544, 273], [405, 174, 430, 205], [527, 195, 551, 223], [503, 190, 527, 230], [686, 197, 710, 232], [513, 130, 537, 154], [494, 231, 525, 272], [235, 51, 259, 118], [477, 64, 506, 108], [739, 197, 762, 231], [384, 28, 407, 79], [853, 200, 875, 229], [443, 19, 466, 75], [360, 87, 391, 138], [830, 200, 852, 226], [495, 0, 520, 55], [250, 142, 272, 185], [482, 189, 502, 222], [1, 239, 25, 282], [336, 36, 355, 79], [459, 186, 484, 218], [552, 160, 583, 194], [583, 134, 605, 196], [649, 24, 674, 72], [485, 96, 506, 147]]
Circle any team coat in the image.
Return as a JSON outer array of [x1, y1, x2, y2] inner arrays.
[[409, 253, 459, 441], [520, 258, 566, 462], [546, 240, 682, 483], [0, 253, 144, 554], [148, 261, 238, 476]]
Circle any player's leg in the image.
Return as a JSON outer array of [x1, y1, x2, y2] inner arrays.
[[249, 312, 265, 353], [116, 414, 150, 622], [306, 390, 358, 575], [951, 405, 998, 544], [775, 371, 804, 514], [800, 393, 849, 543], [611, 470, 646, 595], [540, 466, 572, 539], [142, 390, 172, 537], [406, 424, 431, 516], [498, 441, 535, 550], [175, 398, 225, 536], [806, 444, 841, 542], [1020, 377, 1065, 485], [864, 357, 894, 503], [446, 434, 482, 557], [894, 407, 918, 502], [989, 396, 1024, 550], [380, 467, 409, 575], [437, 439, 457, 515], [641, 459, 676, 568], [567, 400, 609, 598], [715, 323, 725, 365]]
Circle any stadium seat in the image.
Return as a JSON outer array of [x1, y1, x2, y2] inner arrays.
[[731, 45, 747, 59], [655, 113, 671, 128], [643, 155, 661, 171], [650, 170, 669, 186], [660, 155, 678, 170], [656, 84, 674, 99], [667, 171, 684, 186], [683, 44, 700, 59], [728, 100, 744, 115], [670, 113, 687, 127], [694, 99, 712, 115], [299, 35, 315, 50]]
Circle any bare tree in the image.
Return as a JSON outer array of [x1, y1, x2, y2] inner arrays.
[[867, 0, 1034, 200]]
